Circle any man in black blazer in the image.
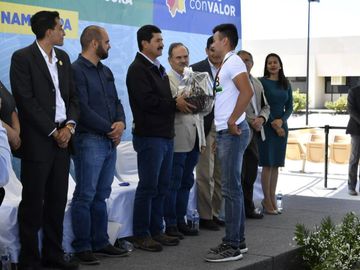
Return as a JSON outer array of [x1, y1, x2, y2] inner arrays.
[[346, 85, 360, 196], [10, 11, 79, 270], [191, 37, 223, 231]]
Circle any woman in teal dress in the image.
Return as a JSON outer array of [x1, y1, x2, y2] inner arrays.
[[258, 53, 293, 215]]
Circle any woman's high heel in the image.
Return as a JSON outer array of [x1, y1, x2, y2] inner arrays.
[[261, 200, 278, 215]]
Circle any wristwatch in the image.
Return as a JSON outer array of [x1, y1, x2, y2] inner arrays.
[[65, 124, 75, 135]]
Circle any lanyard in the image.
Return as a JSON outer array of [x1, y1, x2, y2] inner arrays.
[[213, 52, 234, 93]]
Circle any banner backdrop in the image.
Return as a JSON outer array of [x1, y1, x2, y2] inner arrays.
[[0, 0, 241, 140]]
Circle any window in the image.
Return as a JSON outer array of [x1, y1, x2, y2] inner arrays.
[[325, 76, 360, 94], [289, 77, 306, 93]]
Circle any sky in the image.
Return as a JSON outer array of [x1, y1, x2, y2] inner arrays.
[[241, 0, 360, 40]]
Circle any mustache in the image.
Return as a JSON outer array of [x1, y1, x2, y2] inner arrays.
[[157, 46, 163, 51]]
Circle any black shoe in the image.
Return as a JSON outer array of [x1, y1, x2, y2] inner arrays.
[[132, 236, 163, 252], [18, 264, 42, 270], [348, 189, 358, 196], [152, 233, 180, 246], [246, 208, 264, 219], [199, 218, 220, 231], [74, 251, 100, 265], [94, 244, 129, 257], [42, 257, 79, 269], [213, 216, 225, 226], [165, 225, 185, 239], [178, 223, 199, 236]]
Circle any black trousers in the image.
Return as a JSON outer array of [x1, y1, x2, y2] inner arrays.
[[18, 147, 70, 267], [0, 187, 4, 206], [241, 131, 259, 214]]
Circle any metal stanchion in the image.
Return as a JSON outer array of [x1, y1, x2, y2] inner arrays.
[[322, 125, 347, 189], [289, 125, 346, 190]]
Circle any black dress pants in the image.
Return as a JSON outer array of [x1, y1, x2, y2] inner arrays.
[[241, 132, 259, 215], [18, 147, 70, 267], [0, 187, 4, 206]]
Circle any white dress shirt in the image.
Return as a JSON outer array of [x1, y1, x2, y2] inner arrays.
[[36, 41, 66, 124]]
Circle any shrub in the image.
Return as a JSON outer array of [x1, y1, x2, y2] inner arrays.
[[293, 88, 307, 112], [324, 96, 348, 113], [294, 212, 360, 270]]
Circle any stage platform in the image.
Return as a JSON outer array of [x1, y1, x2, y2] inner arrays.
[[79, 195, 360, 270]]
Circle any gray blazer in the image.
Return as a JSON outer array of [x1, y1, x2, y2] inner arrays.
[[246, 75, 270, 138], [168, 70, 206, 152]]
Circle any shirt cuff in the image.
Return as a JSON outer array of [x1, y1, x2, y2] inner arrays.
[[66, 120, 76, 128], [48, 128, 57, 137]]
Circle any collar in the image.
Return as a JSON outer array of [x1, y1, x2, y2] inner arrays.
[[207, 59, 218, 70], [171, 69, 183, 81], [36, 40, 57, 63], [139, 52, 161, 68], [77, 54, 103, 68]]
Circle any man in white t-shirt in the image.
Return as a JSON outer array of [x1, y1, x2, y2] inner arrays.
[[204, 23, 253, 263]]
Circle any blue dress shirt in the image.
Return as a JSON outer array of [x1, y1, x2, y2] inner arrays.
[[72, 55, 125, 135], [0, 122, 11, 187]]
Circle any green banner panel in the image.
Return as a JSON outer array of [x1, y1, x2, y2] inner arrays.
[[1, 0, 153, 26]]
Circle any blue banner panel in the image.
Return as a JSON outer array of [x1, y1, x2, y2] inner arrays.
[[153, 0, 241, 36]]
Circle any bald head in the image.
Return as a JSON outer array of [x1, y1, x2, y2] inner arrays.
[[80, 25, 105, 51]]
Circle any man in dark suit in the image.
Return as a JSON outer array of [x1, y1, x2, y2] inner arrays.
[[238, 50, 270, 218], [10, 11, 79, 270], [346, 86, 360, 196], [191, 37, 223, 231]]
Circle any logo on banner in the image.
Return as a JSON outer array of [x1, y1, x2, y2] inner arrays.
[[0, 2, 79, 38], [166, 0, 236, 18], [166, 0, 186, 17], [154, 0, 240, 35]]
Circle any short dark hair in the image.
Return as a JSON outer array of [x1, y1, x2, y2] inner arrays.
[[168, 42, 189, 58], [80, 25, 103, 50], [30, 11, 59, 40], [212, 23, 238, 49], [206, 36, 214, 50], [137, 25, 161, 51], [237, 50, 253, 62]]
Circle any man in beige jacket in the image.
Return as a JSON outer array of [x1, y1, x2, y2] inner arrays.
[[164, 42, 206, 239]]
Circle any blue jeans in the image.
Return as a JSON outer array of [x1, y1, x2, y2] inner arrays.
[[71, 133, 116, 252], [132, 135, 174, 237], [216, 120, 250, 248], [164, 147, 199, 226]]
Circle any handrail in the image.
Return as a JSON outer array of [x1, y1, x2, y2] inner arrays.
[[288, 125, 347, 189]]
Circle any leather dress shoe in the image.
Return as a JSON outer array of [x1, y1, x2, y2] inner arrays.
[[246, 208, 264, 219], [199, 218, 220, 231], [18, 264, 42, 270], [348, 189, 358, 196], [213, 216, 225, 226], [152, 233, 180, 246], [178, 223, 199, 236], [165, 225, 185, 239], [42, 257, 79, 269]]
